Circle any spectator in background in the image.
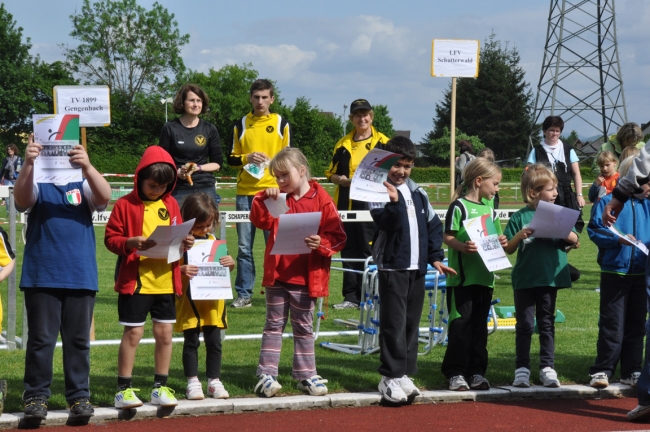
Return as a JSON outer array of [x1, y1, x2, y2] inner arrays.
[[455, 140, 476, 189], [591, 122, 645, 176]]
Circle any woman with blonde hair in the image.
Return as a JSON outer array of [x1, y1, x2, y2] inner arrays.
[[592, 122, 645, 175]]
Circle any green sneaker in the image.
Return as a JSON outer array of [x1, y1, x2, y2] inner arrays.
[[151, 386, 177, 407], [0, 380, 6, 416], [114, 388, 143, 409]]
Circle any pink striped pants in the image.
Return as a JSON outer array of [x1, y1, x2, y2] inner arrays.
[[256, 282, 316, 380]]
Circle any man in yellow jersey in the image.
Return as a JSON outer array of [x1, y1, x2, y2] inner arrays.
[[227, 79, 291, 307]]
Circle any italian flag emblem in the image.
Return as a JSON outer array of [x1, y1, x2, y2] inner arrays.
[[66, 189, 82, 206]]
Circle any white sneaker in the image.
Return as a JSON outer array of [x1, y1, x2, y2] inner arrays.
[[448, 375, 470, 391], [539, 367, 560, 388], [186, 380, 204, 400], [621, 372, 641, 387], [590, 372, 609, 388], [512, 368, 530, 387], [114, 388, 143, 409], [378, 376, 407, 404], [297, 375, 328, 396], [396, 375, 421, 403], [150, 386, 178, 407], [254, 374, 282, 398], [207, 379, 229, 399], [628, 404, 650, 422]]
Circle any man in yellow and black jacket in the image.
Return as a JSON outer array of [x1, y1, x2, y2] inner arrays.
[[227, 79, 291, 308]]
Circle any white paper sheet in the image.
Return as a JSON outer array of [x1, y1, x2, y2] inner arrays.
[[350, 149, 403, 202], [600, 225, 650, 256], [33, 114, 83, 183], [137, 218, 195, 263], [270, 212, 322, 255], [462, 215, 512, 272], [527, 201, 580, 239], [188, 239, 233, 300], [264, 193, 290, 217]]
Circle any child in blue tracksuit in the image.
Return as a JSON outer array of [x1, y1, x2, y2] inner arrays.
[[370, 136, 455, 405], [587, 155, 650, 389]]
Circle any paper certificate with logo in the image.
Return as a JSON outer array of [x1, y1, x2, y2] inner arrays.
[[188, 239, 233, 300], [137, 218, 195, 263], [32, 114, 83, 183], [350, 148, 403, 202], [463, 215, 511, 272]]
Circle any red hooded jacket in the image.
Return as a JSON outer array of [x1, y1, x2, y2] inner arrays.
[[249, 181, 346, 297], [104, 146, 184, 295]]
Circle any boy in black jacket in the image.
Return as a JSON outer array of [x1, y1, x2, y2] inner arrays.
[[370, 136, 455, 405]]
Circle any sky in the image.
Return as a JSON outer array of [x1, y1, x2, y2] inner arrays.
[[6, 0, 650, 144]]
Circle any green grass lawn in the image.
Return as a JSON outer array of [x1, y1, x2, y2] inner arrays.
[[0, 186, 607, 412]]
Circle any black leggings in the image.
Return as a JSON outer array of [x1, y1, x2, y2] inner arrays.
[[183, 326, 222, 379]]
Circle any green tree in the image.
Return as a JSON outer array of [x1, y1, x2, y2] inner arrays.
[[0, 6, 76, 144], [426, 33, 533, 162], [63, 0, 189, 110], [561, 130, 580, 146], [345, 104, 394, 138], [423, 127, 485, 166]]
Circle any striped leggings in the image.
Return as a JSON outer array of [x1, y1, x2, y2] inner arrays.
[[256, 282, 316, 380]]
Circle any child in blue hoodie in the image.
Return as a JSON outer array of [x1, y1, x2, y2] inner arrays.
[[587, 155, 650, 389]]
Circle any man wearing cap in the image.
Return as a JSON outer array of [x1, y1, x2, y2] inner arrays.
[[325, 99, 390, 309]]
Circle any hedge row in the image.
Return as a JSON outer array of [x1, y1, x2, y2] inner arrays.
[[409, 167, 594, 184]]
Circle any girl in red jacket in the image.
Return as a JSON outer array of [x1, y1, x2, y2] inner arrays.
[[250, 147, 346, 398]]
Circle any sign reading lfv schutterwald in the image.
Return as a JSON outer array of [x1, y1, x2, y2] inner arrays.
[[431, 39, 480, 78], [53, 85, 111, 127]]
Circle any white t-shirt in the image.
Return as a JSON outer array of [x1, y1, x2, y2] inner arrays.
[[397, 183, 419, 270]]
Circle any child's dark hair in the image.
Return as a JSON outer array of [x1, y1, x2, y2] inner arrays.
[[139, 163, 176, 185], [250, 79, 275, 97], [181, 192, 220, 230], [385, 136, 416, 161]]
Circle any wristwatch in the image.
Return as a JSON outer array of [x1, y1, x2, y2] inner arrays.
[[577, 193, 583, 196]]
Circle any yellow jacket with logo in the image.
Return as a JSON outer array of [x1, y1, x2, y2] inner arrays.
[[227, 112, 291, 195]]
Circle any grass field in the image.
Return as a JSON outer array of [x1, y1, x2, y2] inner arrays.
[[0, 183, 607, 412]]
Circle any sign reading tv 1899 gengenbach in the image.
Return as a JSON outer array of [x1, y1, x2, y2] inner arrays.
[[431, 39, 480, 195], [53, 85, 111, 127]]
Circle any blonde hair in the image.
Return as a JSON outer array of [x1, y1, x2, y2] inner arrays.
[[452, 158, 502, 201], [616, 122, 643, 148], [477, 147, 495, 162], [618, 156, 638, 177], [521, 164, 558, 204], [181, 192, 220, 231], [620, 146, 640, 162], [269, 147, 311, 180], [596, 150, 617, 167], [348, 109, 374, 122]]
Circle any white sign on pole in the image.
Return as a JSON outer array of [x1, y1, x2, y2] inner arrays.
[[53, 85, 111, 127], [431, 39, 480, 78]]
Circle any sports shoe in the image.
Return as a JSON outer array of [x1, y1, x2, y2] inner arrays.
[[114, 388, 143, 409], [207, 378, 229, 399], [0, 380, 6, 416], [297, 375, 328, 396], [621, 372, 641, 387], [151, 386, 178, 407], [628, 404, 650, 422], [590, 372, 609, 388], [449, 375, 470, 391], [68, 397, 94, 419], [378, 376, 407, 404], [230, 297, 252, 308], [540, 367, 561, 388], [333, 301, 359, 310], [186, 380, 204, 400], [469, 374, 490, 390], [254, 374, 282, 398], [396, 375, 421, 403], [512, 367, 531, 387], [23, 395, 48, 420]]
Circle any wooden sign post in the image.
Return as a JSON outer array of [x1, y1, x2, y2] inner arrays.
[[431, 39, 480, 197]]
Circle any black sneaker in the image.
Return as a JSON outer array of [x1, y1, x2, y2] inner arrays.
[[69, 397, 94, 419], [24, 395, 48, 420], [0, 380, 6, 416]]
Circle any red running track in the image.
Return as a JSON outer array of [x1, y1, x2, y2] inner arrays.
[[36, 397, 650, 432]]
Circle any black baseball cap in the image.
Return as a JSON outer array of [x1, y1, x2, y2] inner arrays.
[[350, 99, 372, 113]]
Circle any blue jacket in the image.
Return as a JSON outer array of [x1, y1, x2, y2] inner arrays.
[[587, 193, 650, 274], [370, 178, 445, 275]]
